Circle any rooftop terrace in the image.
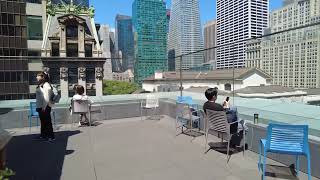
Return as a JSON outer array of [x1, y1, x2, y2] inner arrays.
[[6, 116, 318, 180], [1, 92, 320, 179]]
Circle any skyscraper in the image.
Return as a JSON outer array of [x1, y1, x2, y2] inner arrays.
[[0, 0, 29, 100], [132, 0, 168, 84], [115, 14, 134, 71], [257, 0, 320, 88], [204, 20, 217, 64], [216, 0, 269, 69], [167, 0, 204, 71], [98, 25, 113, 80]]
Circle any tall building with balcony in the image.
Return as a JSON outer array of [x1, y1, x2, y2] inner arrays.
[[260, 0, 320, 88], [115, 14, 134, 71], [0, 0, 29, 100], [216, 0, 269, 69], [204, 20, 217, 65], [132, 0, 168, 85], [167, 0, 204, 71]]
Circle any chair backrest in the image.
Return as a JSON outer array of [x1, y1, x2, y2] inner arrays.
[[176, 102, 192, 119], [177, 96, 193, 105], [205, 109, 228, 134], [72, 99, 90, 114], [29, 102, 39, 117], [145, 94, 159, 108], [266, 123, 309, 153]]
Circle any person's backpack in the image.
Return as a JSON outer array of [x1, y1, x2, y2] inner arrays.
[[51, 84, 61, 104]]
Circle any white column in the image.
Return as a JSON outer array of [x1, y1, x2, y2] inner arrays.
[[78, 67, 86, 93], [95, 67, 103, 96], [60, 67, 69, 98]]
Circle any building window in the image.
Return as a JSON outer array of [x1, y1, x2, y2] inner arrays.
[[49, 68, 60, 84], [224, 83, 232, 91], [26, 0, 41, 4], [51, 43, 60, 56], [66, 25, 78, 38], [68, 68, 78, 84], [27, 16, 43, 40], [86, 67, 95, 83], [85, 44, 92, 57], [67, 43, 78, 57]]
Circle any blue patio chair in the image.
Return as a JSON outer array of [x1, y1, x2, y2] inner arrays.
[[175, 102, 201, 136], [177, 96, 198, 110], [258, 123, 311, 180], [28, 102, 39, 131], [28, 102, 57, 132]]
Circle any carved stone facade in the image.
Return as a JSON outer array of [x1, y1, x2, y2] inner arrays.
[[41, 2, 106, 97]]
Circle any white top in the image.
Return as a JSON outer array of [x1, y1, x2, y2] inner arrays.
[[223, 100, 230, 109], [72, 94, 93, 104], [70, 94, 93, 114], [36, 82, 53, 109]]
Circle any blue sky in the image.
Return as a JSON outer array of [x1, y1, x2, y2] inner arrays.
[[91, 0, 283, 30]]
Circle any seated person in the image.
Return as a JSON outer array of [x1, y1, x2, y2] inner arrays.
[[70, 85, 93, 126], [203, 88, 238, 134]]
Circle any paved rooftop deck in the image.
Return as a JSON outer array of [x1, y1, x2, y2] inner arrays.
[[5, 116, 318, 180]]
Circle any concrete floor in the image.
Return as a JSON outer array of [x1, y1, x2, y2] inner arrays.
[[5, 116, 317, 180]]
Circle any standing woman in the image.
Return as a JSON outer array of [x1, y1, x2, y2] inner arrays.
[[35, 72, 55, 142]]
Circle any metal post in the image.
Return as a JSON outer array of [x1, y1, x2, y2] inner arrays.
[[232, 44, 235, 105], [233, 63, 235, 105], [180, 56, 183, 97]]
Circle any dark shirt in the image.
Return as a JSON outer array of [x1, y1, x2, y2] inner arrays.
[[203, 101, 224, 113]]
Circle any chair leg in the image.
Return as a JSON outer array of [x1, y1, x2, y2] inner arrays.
[[140, 102, 143, 121], [243, 130, 246, 156], [28, 116, 31, 134], [307, 153, 311, 180], [262, 149, 267, 180], [258, 141, 262, 173], [204, 131, 208, 153], [296, 155, 300, 176], [227, 134, 230, 161]]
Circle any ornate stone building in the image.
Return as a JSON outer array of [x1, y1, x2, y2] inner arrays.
[[41, 0, 106, 97]]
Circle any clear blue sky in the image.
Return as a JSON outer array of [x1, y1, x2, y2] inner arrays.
[[91, 0, 283, 29]]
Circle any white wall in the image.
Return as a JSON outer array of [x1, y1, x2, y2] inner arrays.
[[242, 73, 267, 87], [142, 72, 269, 92], [143, 80, 244, 92], [26, 3, 43, 16]]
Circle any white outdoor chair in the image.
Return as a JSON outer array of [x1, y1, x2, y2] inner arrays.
[[140, 94, 160, 120], [204, 109, 246, 162], [70, 99, 91, 127], [175, 102, 201, 137]]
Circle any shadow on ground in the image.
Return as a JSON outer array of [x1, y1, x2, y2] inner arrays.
[[264, 164, 299, 180], [6, 130, 81, 180]]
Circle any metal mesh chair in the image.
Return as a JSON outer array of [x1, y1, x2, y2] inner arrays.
[[175, 102, 201, 136], [28, 102, 39, 132], [204, 109, 245, 162], [140, 94, 160, 120], [70, 99, 91, 127]]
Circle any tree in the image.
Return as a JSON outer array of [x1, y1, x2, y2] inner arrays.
[[103, 80, 139, 95]]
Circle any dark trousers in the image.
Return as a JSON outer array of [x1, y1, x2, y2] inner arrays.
[[37, 106, 54, 139]]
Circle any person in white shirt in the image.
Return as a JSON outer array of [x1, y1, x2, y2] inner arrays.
[[71, 85, 93, 126], [35, 72, 55, 142]]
